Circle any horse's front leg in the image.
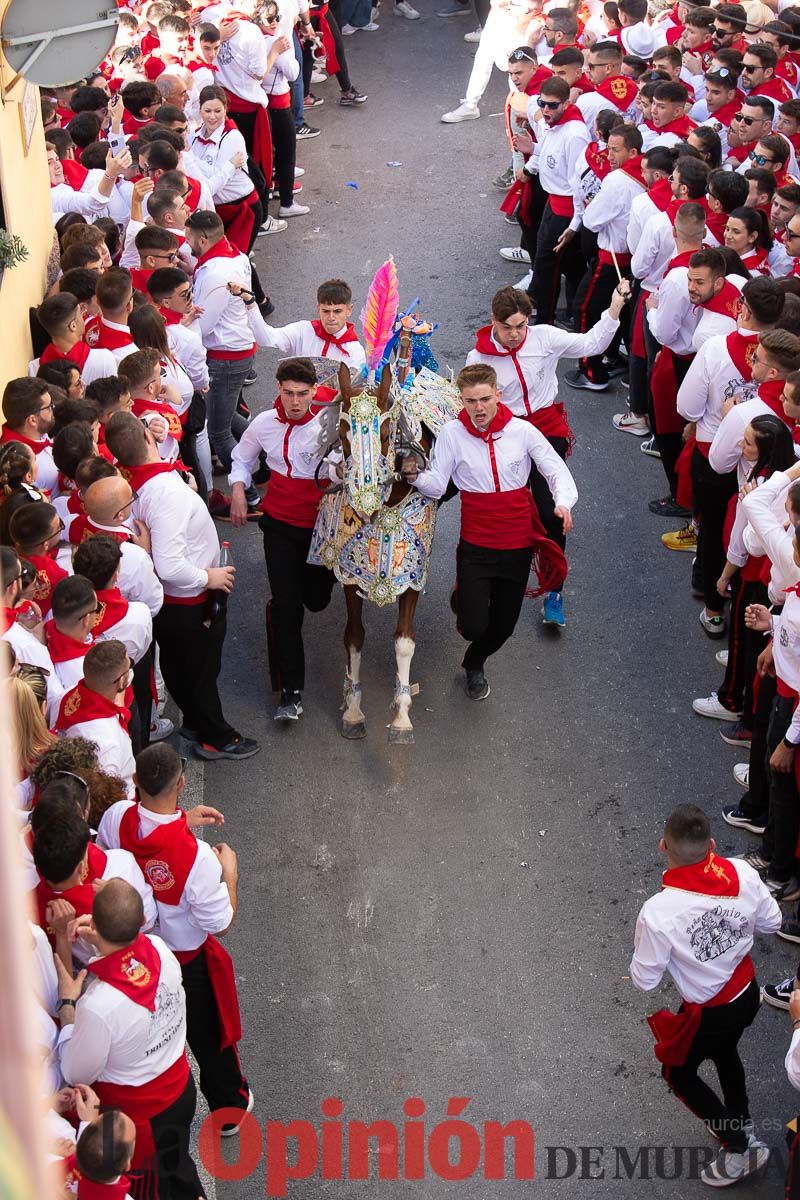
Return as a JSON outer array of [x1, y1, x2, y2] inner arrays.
[[342, 584, 367, 739], [388, 589, 419, 745]]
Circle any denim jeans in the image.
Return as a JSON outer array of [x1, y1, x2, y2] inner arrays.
[[207, 356, 259, 505], [292, 32, 305, 129], [340, 0, 371, 25]]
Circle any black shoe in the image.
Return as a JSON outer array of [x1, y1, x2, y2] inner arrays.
[[465, 668, 490, 700], [275, 691, 303, 721], [648, 494, 692, 518], [722, 805, 767, 835], [604, 356, 628, 379], [194, 736, 261, 761], [778, 917, 800, 945], [564, 367, 608, 391], [720, 720, 752, 748], [243, 368, 258, 386], [178, 725, 200, 743], [259, 297, 275, 317]]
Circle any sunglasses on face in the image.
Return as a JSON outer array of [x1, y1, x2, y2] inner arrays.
[[742, 62, 760, 73], [711, 24, 734, 36], [748, 150, 775, 165], [538, 97, 563, 110], [734, 113, 759, 124]]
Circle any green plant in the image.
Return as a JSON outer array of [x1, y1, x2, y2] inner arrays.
[[0, 230, 29, 271]]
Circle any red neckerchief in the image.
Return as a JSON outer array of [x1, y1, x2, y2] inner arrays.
[[619, 154, 647, 189], [34, 842, 109, 946], [85, 318, 133, 352], [27, 555, 69, 615], [697, 278, 741, 316], [39, 341, 90, 370], [0, 427, 51, 453], [778, 58, 800, 87], [726, 329, 760, 380], [140, 29, 160, 55], [117, 459, 179, 491], [185, 56, 219, 73], [184, 175, 202, 213], [665, 22, 683, 43], [707, 97, 741, 128], [0, 607, 17, 635], [87, 933, 161, 1012], [131, 396, 183, 441], [596, 74, 639, 111], [645, 113, 697, 138], [704, 206, 728, 245], [129, 267, 153, 294], [552, 103, 584, 127], [661, 850, 740, 897], [572, 71, 593, 94], [741, 247, 770, 275], [649, 176, 674, 213], [193, 115, 238, 146], [119, 802, 198, 905], [759, 379, 793, 427], [473, 327, 534, 413], [76, 1170, 132, 1199], [93, 587, 130, 636], [666, 250, 696, 272], [194, 236, 240, 272], [70, 515, 130, 546], [748, 77, 793, 103], [457, 402, 514, 441], [61, 159, 89, 190], [585, 142, 611, 180], [44, 620, 91, 663], [121, 110, 153, 137], [309, 319, 359, 357], [159, 305, 183, 326], [665, 195, 710, 225], [56, 679, 131, 733], [524, 65, 553, 96], [274, 398, 316, 426]]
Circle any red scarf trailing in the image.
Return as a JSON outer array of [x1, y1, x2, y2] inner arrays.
[[726, 329, 759, 380], [222, 90, 272, 184], [758, 378, 793, 427], [88, 933, 161, 1012], [596, 74, 639, 111], [645, 113, 697, 139], [647, 852, 755, 1066], [34, 842, 108, 947], [118, 803, 198, 905], [39, 341, 90, 370], [310, 320, 359, 357], [56, 679, 131, 734]]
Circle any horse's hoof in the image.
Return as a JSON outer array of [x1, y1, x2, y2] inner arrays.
[[387, 726, 414, 745], [341, 720, 367, 740]]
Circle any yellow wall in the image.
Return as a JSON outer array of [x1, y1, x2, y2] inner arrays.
[[0, 0, 56, 391]]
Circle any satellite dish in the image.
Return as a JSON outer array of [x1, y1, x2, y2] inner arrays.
[[1, 0, 119, 88]]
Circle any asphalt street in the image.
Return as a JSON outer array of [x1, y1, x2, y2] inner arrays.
[[184, 11, 798, 1196]]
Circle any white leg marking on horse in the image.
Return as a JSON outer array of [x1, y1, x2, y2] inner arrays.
[[390, 635, 415, 732], [343, 648, 365, 724]]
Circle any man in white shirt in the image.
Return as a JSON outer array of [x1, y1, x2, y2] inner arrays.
[[54, 639, 137, 798], [184, 210, 260, 514], [55, 879, 205, 1198], [630, 804, 779, 1187], [99, 742, 253, 1128], [104, 411, 259, 761], [237, 277, 367, 371], [45, 575, 98, 692], [28, 294, 117, 388], [1, 377, 58, 497]]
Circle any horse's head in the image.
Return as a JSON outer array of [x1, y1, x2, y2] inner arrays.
[[337, 361, 397, 519]]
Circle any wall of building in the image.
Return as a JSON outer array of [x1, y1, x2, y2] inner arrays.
[[0, 0, 55, 391]]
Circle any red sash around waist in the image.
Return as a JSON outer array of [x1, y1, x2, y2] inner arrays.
[[548, 194, 573, 218], [647, 954, 755, 1066], [262, 471, 326, 528], [461, 486, 535, 550], [173, 935, 242, 1050], [95, 1054, 190, 1166]]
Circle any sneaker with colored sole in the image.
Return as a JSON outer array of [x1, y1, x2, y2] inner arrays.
[[661, 523, 698, 552], [194, 736, 261, 762], [542, 591, 565, 627], [761, 975, 796, 1009], [564, 368, 608, 392], [719, 720, 752, 748], [699, 608, 726, 638]]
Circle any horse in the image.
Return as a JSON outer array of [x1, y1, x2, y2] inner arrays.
[[309, 332, 461, 743]]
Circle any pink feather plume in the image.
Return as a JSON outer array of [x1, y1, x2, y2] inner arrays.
[[360, 257, 399, 372]]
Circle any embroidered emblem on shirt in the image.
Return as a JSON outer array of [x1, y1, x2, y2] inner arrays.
[[687, 908, 746, 962], [145, 859, 176, 892], [122, 949, 151, 987]]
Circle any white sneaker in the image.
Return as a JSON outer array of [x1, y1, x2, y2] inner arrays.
[[500, 246, 530, 263], [715, 649, 729, 667], [294, 166, 305, 178], [150, 716, 175, 742], [395, 1, 420, 16], [700, 1141, 769, 1187], [515, 270, 532, 289], [464, 27, 481, 40], [311, 68, 327, 83], [361, 20, 380, 28], [278, 202, 310, 217], [341, 22, 358, 33], [734, 762, 749, 789], [692, 692, 742, 721], [612, 410, 649, 435], [441, 100, 479, 123], [258, 215, 288, 235]]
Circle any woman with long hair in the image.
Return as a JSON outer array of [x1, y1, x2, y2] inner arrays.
[[8, 672, 56, 810], [189, 84, 269, 248], [724, 207, 773, 275], [0, 444, 45, 547]]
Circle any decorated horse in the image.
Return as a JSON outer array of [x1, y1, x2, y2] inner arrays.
[[308, 259, 462, 743]]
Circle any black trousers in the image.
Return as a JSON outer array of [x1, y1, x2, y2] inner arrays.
[[628, 283, 649, 418], [131, 646, 154, 754], [574, 259, 628, 385], [691, 448, 738, 614], [261, 513, 335, 693], [740, 669, 775, 822], [178, 432, 209, 505], [268, 106, 297, 208], [181, 950, 249, 1114], [662, 980, 759, 1154], [528, 435, 568, 551], [718, 577, 768, 723], [306, 11, 352, 92], [128, 1076, 205, 1200], [529, 204, 585, 326], [153, 601, 236, 748], [517, 175, 547, 264], [456, 540, 530, 671], [763, 693, 800, 881]]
